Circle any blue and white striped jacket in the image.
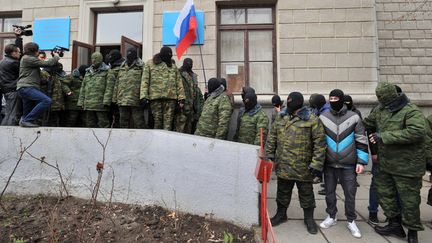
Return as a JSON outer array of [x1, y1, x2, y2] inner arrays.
[[319, 106, 369, 168]]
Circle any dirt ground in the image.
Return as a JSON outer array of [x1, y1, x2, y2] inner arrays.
[[0, 194, 255, 243]]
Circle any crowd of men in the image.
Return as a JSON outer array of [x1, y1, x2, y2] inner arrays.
[[1, 31, 432, 243]]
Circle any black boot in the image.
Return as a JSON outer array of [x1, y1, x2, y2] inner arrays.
[[374, 215, 406, 238], [270, 202, 287, 226], [407, 230, 418, 243], [303, 208, 318, 234]]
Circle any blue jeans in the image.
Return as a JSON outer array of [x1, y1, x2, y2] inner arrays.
[[18, 87, 51, 123], [368, 162, 379, 213]]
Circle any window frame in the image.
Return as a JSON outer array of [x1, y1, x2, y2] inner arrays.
[[217, 5, 277, 94], [0, 12, 22, 60], [92, 7, 144, 48]]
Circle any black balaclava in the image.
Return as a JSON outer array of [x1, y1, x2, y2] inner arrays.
[[106, 49, 122, 66], [160, 46, 173, 67], [309, 93, 326, 110], [271, 95, 282, 107], [344, 95, 353, 110], [78, 64, 89, 78], [207, 78, 220, 94], [395, 85, 402, 94], [220, 78, 227, 91], [126, 47, 138, 66], [244, 92, 257, 112], [329, 89, 345, 111], [241, 87, 256, 101], [182, 58, 193, 73], [286, 92, 304, 115]]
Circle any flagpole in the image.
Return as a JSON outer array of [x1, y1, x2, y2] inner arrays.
[[196, 29, 207, 88]]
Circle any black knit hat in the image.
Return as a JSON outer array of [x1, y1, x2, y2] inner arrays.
[[207, 78, 221, 94], [271, 95, 282, 107]]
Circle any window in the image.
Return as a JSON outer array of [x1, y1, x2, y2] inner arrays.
[[0, 14, 21, 59], [94, 10, 143, 60], [218, 7, 276, 94]]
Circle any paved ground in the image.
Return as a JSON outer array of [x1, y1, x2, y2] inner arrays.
[[265, 172, 432, 243]]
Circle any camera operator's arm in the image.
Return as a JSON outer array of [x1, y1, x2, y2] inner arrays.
[[27, 54, 59, 68]]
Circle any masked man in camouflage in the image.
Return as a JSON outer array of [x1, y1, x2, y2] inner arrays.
[[363, 82, 426, 243], [43, 63, 67, 126], [266, 92, 326, 234], [114, 47, 145, 128], [62, 64, 88, 127], [234, 91, 269, 145], [140, 46, 185, 130], [106, 49, 124, 128], [77, 52, 115, 128], [176, 58, 196, 133], [191, 73, 204, 134], [194, 78, 233, 140]]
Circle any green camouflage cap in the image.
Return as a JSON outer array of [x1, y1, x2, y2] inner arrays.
[[376, 82, 397, 105]]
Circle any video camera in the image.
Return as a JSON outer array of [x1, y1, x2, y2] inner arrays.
[[12, 24, 33, 36], [51, 46, 69, 58]]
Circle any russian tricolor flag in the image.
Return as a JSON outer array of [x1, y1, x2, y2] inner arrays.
[[173, 0, 197, 59]]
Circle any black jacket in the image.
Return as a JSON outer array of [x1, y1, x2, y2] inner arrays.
[[0, 37, 22, 93], [0, 55, 20, 92]]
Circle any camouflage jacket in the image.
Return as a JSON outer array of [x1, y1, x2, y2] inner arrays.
[[234, 105, 269, 145], [140, 54, 185, 101], [193, 82, 204, 120], [49, 72, 66, 111], [179, 71, 195, 114], [61, 69, 83, 111], [363, 93, 426, 177], [114, 59, 143, 107], [77, 63, 115, 111], [265, 107, 326, 181], [109, 59, 124, 103], [194, 86, 233, 140]]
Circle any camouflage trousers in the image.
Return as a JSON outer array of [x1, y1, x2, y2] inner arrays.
[[375, 170, 424, 231], [63, 110, 83, 127], [45, 110, 63, 127], [276, 177, 316, 209], [149, 99, 176, 131], [175, 104, 193, 134], [119, 106, 145, 129], [83, 111, 110, 128]]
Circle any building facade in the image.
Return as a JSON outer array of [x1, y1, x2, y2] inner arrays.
[[0, 0, 431, 112]]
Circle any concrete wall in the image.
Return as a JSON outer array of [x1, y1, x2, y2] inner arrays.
[[376, 0, 432, 105], [0, 127, 260, 227]]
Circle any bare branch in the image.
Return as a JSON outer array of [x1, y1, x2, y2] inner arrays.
[[0, 132, 41, 204]]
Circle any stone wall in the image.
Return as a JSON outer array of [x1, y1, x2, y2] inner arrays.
[[376, 0, 432, 105], [277, 0, 379, 100]]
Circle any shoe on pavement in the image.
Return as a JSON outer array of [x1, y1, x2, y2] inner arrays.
[[318, 188, 326, 195], [320, 215, 337, 229], [347, 220, 362, 238], [368, 212, 379, 225]]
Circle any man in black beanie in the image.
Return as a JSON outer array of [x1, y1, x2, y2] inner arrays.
[[309, 93, 330, 116], [318, 89, 369, 238], [344, 95, 362, 119], [266, 91, 326, 234]]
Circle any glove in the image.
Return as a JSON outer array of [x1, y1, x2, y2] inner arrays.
[[368, 132, 381, 144], [309, 167, 322, 178], [140, 98, 149, 108]]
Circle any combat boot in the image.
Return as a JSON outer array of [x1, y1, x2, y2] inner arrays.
[[407, 230, 418, 243], [303, 208, 318, 234], [374, 215, 406, 238], [270, 202, 287, 226]]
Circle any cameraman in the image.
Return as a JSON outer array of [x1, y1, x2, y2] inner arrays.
[[0, 27, 24, 125], [17, 42, 60, 127]]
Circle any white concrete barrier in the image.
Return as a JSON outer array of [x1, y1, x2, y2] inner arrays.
[[0, 127, 260, 227]]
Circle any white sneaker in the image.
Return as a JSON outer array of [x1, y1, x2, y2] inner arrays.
[[347, 220, 362, 238], [319, 215, 337, 229]]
